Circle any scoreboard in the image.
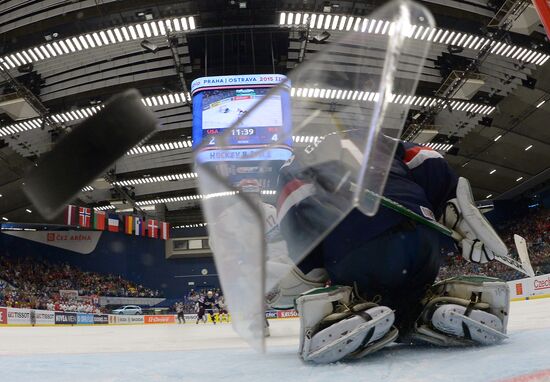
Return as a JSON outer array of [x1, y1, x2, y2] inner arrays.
[[191, 74, 293, 188]]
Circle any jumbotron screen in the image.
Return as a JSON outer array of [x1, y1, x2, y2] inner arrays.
[[191, 74, 292, 163]]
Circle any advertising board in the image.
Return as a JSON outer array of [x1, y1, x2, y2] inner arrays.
[[77, 313, 94, 324], [7, 307, 32, 324], [2, 230, 102, 254], [508, 274, 550, 300], [55, 312, 77, 325], [0, 307, 7, 324], [144, 315, 176, 324], [108, 315, 145, 324], [276, 310, 299, 319], [93, 314, 109, 324], [34, 310, 55, 325], [265, 310, 278, 319]]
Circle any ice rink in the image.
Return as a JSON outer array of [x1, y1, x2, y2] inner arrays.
[[203, 96, 283, 129], [1, 298, 549, 382]]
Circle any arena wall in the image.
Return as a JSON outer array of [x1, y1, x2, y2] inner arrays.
[[508, 273, 550, 301], [0, 231, 220, 297]]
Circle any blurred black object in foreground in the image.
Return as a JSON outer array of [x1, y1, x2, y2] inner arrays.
[[24, 89, 158, 219]]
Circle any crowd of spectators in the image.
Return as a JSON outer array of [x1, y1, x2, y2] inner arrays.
[[0, 284, 98, 312], [0, 256, 162, 311], [438, 207, 549, 281], [1, 207, 547, 313]]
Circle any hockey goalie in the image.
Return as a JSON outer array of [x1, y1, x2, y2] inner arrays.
[[269, 136, 510, 363], [195, 0, 512, 364]]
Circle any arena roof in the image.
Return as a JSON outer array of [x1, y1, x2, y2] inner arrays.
[[0, 0, 549, 226]]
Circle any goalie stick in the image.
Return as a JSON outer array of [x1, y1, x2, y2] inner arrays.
[[366, 190, 535, 278], [303, 130, 535, 278]]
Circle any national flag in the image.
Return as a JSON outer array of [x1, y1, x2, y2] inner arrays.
[[134, 217, 144, 236], [160, 221, 170, 240], [147, 219, 159, 238], [108, 214, 119, 232], [93, 211, 106, 230], [78, 207, 91, 228], [141, 218, 146, 236], [124, 215, 134, 235], [64, 205, 78, 226]]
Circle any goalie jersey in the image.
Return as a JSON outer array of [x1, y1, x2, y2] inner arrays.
[[276, 138, 459, 262]]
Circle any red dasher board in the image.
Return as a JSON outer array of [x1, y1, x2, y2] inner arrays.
[[533, 0, 550, 40]]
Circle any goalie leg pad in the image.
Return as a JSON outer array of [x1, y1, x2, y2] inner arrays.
[[304, 306, 395, 364], [412, 276, 509, 346], [432, 304, 506, 345], [266, 254, 328, 310], [297, 287, 396, 364]]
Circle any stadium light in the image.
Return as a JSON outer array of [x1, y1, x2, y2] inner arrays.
[[0, 15, 197, 69], [278, 11, 549, 65], [140, 39, 158, 53], [0, 85, 494, 138]]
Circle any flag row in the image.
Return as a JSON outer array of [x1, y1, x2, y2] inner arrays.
[[64, 205, 170, 240]]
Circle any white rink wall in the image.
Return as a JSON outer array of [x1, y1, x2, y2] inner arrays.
[[0, 307, 298, 326], [508, 273, 550, 300]]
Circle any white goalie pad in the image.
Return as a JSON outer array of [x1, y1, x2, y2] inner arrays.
[[413, 276, 510, 347], [304, 306, 395, 363], [432, 304, 506, 345], [195, 0, 435, 351]]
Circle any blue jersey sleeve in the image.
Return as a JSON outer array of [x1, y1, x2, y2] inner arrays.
[[400, 142, 458, 219], [276, 153, 352, 256]]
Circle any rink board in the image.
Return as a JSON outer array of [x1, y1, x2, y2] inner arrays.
[[0, 308, 298, 327], [0, 299, 549, 382], [508, 273, 550, 301]]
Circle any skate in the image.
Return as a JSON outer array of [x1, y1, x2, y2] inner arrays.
[[412, 276, 509, 346], [296, 286, 398, 363], [431, 304, 507, 345]]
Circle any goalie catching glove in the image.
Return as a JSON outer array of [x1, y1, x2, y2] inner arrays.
[[441, 177, 508, 264], [295, 286, 398, 363]]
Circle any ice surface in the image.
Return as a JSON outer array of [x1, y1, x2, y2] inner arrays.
[[1, 299, 549, 382], [202, 96, 283, 129]]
